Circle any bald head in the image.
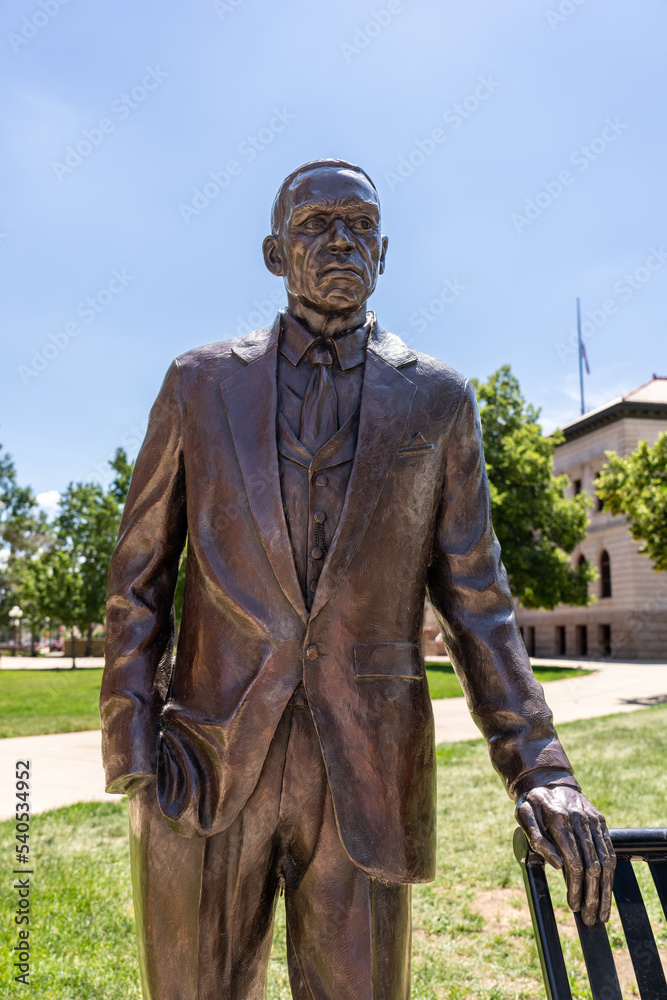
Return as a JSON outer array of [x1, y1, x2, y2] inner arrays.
[[262, 159, 387, 335], [270, 159, 380, 235]]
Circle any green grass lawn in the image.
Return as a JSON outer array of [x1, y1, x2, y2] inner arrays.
[[0, 669, 103, 738], [1, 705, 665, 999], [0, 664, 592, 738], [425, 662, 592, 700]]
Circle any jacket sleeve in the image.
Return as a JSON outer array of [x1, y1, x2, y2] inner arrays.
[[426, 379, 579, 800], [100, 360, 188, 794]]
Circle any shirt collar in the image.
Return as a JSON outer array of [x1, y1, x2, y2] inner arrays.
[[280, 310, 372, 371]]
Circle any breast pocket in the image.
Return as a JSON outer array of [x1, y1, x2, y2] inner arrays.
[[353, 643, 423, 679], [396, 443, 435, 457]]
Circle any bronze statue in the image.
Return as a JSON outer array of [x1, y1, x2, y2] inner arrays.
[[101, 159, 615, 1000]]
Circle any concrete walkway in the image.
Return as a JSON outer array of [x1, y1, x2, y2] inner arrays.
[[1, 658, 666, 820], [0, 655, 104, 670], [432, 657, 667, 743], [0, 730, 123, 820]]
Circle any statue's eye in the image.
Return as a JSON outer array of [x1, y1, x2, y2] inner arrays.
[[352, 217, 374, 232], [301, 216, 328, 232]]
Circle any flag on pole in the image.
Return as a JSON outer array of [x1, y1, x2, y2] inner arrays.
[[576, 297, 588, 415], [580, 338, 590, 375]]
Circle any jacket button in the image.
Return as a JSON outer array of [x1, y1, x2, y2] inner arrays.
[[311, 546, 324, 560], [313, 510, 326, 523], [315, 474, 328, 487], [305, 644, 319, 660]]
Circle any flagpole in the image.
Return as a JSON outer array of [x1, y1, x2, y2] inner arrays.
[[576, 296, 585, 415]]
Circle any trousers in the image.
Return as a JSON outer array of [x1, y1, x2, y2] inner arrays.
[[128, 689, 412, 1000]]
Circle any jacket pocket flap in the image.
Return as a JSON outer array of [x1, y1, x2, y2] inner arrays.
[[397, 443, 435, 455], [353, 643, 423, 679]]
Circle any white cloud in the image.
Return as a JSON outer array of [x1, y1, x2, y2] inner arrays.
[[36, 490, 61, 517]]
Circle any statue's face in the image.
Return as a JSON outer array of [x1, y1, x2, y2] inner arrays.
[[264, 166, 387, 315]]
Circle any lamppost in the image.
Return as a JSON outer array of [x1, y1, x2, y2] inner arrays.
[[9, 606, 24, 657]]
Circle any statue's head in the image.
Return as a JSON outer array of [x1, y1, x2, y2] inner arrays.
[[263, 159, 388, 320]]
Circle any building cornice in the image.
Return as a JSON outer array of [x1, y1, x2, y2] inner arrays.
[[559, 401, 667, 443]]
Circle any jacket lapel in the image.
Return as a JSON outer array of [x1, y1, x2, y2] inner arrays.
[[220, 317, 308, 625], [309, 325, 418, 619]]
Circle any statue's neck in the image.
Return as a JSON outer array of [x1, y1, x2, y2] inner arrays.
[[285, 296, 368, 338]]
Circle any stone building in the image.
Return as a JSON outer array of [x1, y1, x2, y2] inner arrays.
[[515, 376, 667, 661]]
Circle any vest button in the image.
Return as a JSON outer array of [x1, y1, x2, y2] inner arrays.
[[309, 579, 318, 592], [311, 546, 324, 560], [313, 510, 326, 523], [305, 644, 319, 661], [315, 474, 329, 487]]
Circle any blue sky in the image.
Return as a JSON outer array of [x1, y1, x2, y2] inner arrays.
[[1, 0, 666, 506]]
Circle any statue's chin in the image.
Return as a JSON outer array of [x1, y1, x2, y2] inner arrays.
[[291, 290, 366, 317]]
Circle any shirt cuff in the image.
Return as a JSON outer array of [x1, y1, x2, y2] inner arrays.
[[510, 767, 581, 802]]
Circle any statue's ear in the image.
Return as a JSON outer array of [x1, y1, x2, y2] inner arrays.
[[262, 235, 284, 276], [379, 236, 388, 275]]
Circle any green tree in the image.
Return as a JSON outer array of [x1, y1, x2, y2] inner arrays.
[[108, 447, 134, 503], [56, 483, 118, 642], [1, 446, 136, 660], [38, 549, 88, 668], [53, 450, 131, 656], [0, 445, 52, 648], [595, 432, 667, 572], [15, 550, 57, 652], [473, 366, 595, 609]]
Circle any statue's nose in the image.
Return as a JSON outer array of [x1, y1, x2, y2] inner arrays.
[[326, 220, 354, 252]]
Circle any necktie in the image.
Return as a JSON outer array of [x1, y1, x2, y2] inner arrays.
[[299, 341, 338, 455]]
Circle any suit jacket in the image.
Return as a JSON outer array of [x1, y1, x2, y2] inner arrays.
[[101, 314, 574, 884]]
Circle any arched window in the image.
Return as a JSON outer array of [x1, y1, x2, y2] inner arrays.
[[600, 550, 612, 598], [577, 554, 590, 600]]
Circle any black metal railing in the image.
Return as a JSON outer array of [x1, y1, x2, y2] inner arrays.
[[513, 827, 667, 1000]]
